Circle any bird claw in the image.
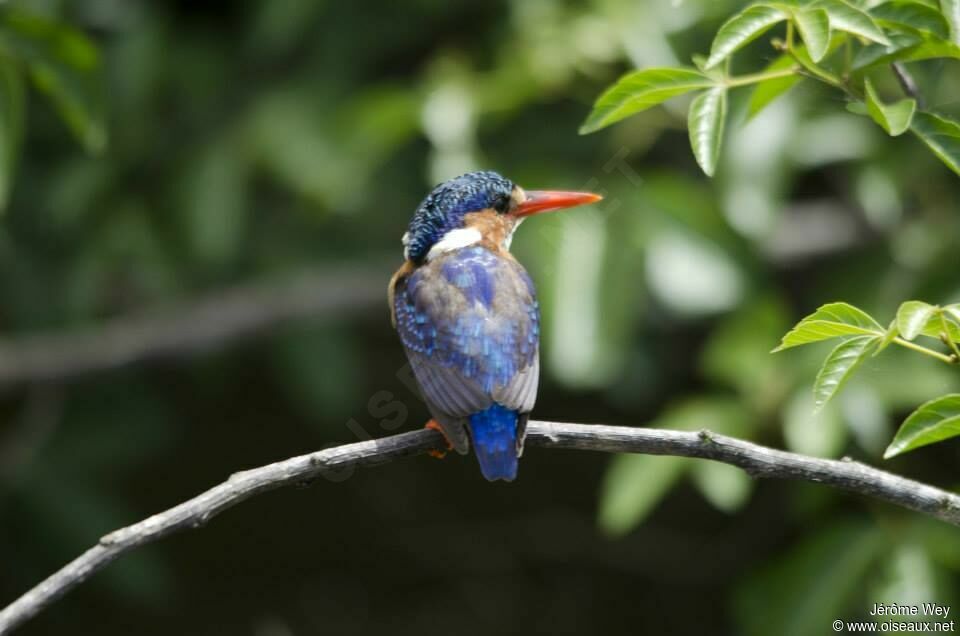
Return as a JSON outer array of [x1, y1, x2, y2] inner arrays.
[[424, 419, 453, 458]]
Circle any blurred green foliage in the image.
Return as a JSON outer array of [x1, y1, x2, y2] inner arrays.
[[770, 299, 960, 460], [1, 1, 959, 635], [581, 0, 960, 175], [0, 7, 103, 210]]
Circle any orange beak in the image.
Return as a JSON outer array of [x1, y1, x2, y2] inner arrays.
[[513, 190, 603, 217]]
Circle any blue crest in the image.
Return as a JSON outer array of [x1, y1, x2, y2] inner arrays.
[[404, 171, 514, 263]]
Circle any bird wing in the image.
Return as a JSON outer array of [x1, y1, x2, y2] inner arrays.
[[393, 246, 540, 451]]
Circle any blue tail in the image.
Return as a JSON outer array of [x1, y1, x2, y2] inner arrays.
[[468, 404, 520, 482]]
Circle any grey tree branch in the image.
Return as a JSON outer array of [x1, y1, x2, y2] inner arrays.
[[3, 420, 960, 634], [0, 265, 385, 390]]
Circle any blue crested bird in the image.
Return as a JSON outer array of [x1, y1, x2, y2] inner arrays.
[[390, 171, 601, 481]]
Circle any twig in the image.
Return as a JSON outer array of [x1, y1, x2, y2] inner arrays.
[[2, 420, 960, 634], [891, 62, 924, 109], [0, 265, 385, 390]]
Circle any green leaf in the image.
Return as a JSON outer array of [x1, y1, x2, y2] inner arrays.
[[896, 300, 938, 339], [687, 87, 727, 177], [945, 303, 960, 324], [690, 461, 753, 512], [691, 53, 710, 72], [910, 111, 960, 175], [0, 10, 106, 153], [598, 454, 688, 535], [855, 36, 960, 69], [870, 1, 951, 40], [579, 67, 713, 134], [0, 57, 24, 213], [899, 37, 960, 59], [875, 318, 899, 354], [747, 55, 802, 119], [884, 394, 960, 458], [701, 295, 792, 405], [873, 542, 941, 612], [936, 310, 960, 343], [785, 32, 851, 82], [918, 309, 960, 341], [813, 0, 892, 44], [176, 135, 250, 268], [846, 101, 868, 115], [784, 389, 849, 457], [705, 4, 789, 69], [598, 398, 747, 534], [813, 335, 878, 410], [793, 7, 832, 61], [773, 302, 884, 351], [943, 0, 960, 43], [853, 32, 922, 68], [734, 520, 885, 636], [864, 78, 916, 136]]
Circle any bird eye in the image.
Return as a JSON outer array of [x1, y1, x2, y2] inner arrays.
[[493, 194, 511, 214]]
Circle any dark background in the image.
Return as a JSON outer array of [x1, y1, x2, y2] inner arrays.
[[2, 1, 960, 634]]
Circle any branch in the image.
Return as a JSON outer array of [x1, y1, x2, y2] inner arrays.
[[3, 421, 960, 634], [891, 62, 924, 109], [0, 265, 384, 390]]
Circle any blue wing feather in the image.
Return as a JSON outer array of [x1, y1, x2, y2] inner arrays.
[[395, 246, 539, 400], [393, 245, 540, 476]]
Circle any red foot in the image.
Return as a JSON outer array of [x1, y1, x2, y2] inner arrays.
[[425, 419, 453, 458]]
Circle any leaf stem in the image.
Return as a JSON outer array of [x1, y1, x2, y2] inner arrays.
[[891, 62, 925, 109], [940, 313, 960, 359], [725, 66, 800, 88], [843, 37, 853, 79], [777, 29, 848, 93], [892, 337, 958, 364], [790, 52, 846, 91]]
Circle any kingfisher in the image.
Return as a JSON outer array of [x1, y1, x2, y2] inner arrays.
[[390, 171, 601, 481]]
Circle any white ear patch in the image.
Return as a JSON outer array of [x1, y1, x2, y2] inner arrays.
[[503, 218, 523, 251], [427, 227, 482, 261]]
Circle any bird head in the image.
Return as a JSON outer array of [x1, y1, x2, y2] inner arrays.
[[402, 170, 601, 264]]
